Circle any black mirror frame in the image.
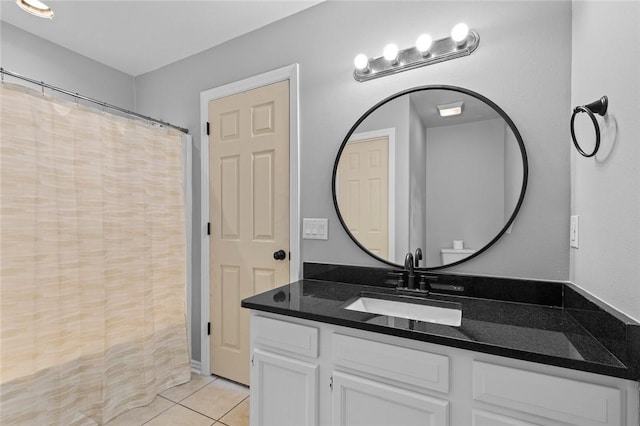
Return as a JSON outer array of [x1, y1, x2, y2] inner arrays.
[[331, 85, 529, 270]]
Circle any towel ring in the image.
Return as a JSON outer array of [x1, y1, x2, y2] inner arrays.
[[570, 96, 608, 157]]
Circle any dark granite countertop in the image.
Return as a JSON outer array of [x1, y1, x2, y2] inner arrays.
[[242, 264, 640, 381]]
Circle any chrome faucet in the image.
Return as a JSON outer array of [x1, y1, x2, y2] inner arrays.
[[404, 252, 415, 290]]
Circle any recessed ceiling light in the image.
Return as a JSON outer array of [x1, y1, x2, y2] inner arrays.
[[15, 0, 54, 19], [437, 101, 464, 117]]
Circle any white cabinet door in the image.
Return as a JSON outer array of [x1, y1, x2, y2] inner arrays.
[[473, 361, 623, 426], [250, 349, 318, 426], [331, 371, 449, 426]]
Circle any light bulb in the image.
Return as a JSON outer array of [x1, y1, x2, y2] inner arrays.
[[415, 34, 433, 54], [354, 54, 369, 71], [383, 44, 399, 62], [451, 23, 469, 46], [15, 0, 54, 18]]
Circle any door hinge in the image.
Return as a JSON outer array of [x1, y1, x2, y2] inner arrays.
[[207, 322, 210, 336], [329, 376, 333, 391], [206, 122, 210, 136], [207, 222, 211, 235], [251, 354, 254, 367]]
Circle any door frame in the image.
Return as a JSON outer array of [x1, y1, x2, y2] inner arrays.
[[341, 128, 396, 262], [182, 134, 194, 371], [199, 64, 300, 375]]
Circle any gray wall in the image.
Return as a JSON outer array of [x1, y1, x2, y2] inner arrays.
[[425, 119, 506, 266], [1, 22, 135, 110], [570, 1, 640, 321], [135, 1, 572, 361], [409, 98, 427, 261]]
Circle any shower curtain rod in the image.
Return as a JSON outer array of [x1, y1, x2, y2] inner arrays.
[[0, 67, 189, 134]]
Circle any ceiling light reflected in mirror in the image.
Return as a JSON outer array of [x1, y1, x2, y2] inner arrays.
[[437, 101, 464, 117]]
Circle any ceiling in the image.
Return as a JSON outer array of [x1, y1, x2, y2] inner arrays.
[[1, 0, 322, 76]]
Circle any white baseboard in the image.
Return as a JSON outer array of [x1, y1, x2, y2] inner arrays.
[[191, 359, 202, 375]]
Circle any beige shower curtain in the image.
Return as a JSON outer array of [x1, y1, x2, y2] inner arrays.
[[0, 83, 191, 425]]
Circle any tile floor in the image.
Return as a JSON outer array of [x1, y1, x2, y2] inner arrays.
[[107, 374, 249, 426]]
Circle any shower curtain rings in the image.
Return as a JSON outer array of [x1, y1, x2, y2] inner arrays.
[[0, 67, 188, 133], [570, 96, 608, 158]]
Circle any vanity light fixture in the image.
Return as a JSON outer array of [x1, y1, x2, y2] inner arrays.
[[353, 23, 479, 82], [437, 101, 464, 117], [15, 0, 54, 19]]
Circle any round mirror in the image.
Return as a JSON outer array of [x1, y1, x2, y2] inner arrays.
[[332, 85, 528, 269]]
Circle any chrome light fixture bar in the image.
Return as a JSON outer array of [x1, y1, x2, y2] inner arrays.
[[353, 23, 479, 82]]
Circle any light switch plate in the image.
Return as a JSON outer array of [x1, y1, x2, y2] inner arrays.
[[303, 218, 328, 240], [570, 215, 579, 248]]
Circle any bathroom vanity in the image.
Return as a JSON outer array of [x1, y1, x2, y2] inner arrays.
[[242, 263, 640, 426], [242, 84, 639, 425]]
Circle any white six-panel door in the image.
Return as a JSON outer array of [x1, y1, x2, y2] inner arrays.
[[336, 136, 390, 259], [209, 80, 290, 384]]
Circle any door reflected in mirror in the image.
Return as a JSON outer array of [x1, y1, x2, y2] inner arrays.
[[333, 86, 527, 269]]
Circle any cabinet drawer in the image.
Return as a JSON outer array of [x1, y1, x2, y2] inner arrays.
[[473, 361, 622, 426], [472, 409, 539, 426], [252, 315, 318, 358], [332, 333, 450, 393]]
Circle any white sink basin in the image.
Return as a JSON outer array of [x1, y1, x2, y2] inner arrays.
[[344, 293, 462, 327]]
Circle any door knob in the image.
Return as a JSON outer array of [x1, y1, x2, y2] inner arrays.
[[273, 250, 287, 260]]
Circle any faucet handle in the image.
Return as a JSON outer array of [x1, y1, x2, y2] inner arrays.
[[387, 271, 406, 288], [418, 275, 428, 292], [417, 273, 438, 292]]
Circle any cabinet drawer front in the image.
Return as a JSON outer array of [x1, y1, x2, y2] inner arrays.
[[332, 371, 449, 426], [252, 315, 318, 358], [332, 333, 449, 393], [473, 361, 622, 426], [472, 409, 540, 426]]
